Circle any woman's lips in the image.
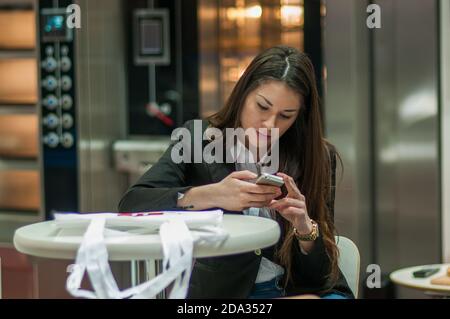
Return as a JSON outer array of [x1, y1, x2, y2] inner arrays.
[[258, 131, 271, 138], [257, 131, 271, 142]]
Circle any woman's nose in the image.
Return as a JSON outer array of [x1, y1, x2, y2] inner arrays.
[[263, 115, 277, 130]]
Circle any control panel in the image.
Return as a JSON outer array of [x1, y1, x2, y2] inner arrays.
[[40, 7, 75, 150], [39, 0, 78, 217]]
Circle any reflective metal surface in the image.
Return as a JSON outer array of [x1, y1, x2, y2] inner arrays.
[[441, 0, 450, 263], [324, 0, 441, 298], [323, 0, 373, 277], [373, 0, 440, 274], [75, 0, 128, 212]]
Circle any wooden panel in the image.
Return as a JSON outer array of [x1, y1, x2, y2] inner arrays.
[[0, 114, 38, 158], [0, 59, 37, 104], [0, 170, 40, 211], [0, 11, 36, 49]]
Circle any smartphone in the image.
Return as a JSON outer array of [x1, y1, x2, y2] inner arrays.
[[412, 268, 440, 278], [255, 173, 284, 187]]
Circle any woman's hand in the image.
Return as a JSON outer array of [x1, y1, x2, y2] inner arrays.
[[211, 170, 282, 211], [269, 173, 314, 236]]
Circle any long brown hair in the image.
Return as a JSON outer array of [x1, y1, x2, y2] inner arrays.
[[208, 45, 340, 288]]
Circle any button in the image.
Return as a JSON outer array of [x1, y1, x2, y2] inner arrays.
[[42, 75, 58, 91], [43, 113, 59, 129], [61, 76, 72, 91], [61, 45, 69, 56], [61, 133, 74, 148], [42, 57, 58, 72], [254, 249, 261, 256], [62, 113, 73, 129], [61, 95, 73, 110], [60, 57, 72, 72], [44, 133, 59, 148], [45, 45, 54, 56], [43, 94, 58, 110]]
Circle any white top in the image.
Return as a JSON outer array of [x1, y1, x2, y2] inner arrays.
[[232, 139, 285, 283], [13, 215, 280, 261], [389, 264, 450, 293]]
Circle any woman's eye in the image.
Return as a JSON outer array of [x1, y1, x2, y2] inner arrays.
[[257, 103, 269, 110], [280, 114, 292, 120]]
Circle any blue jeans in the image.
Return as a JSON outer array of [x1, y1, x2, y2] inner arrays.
[[320, 292, 351, 299], [248, 276, 286, 299], [247, 277, 351, 299]]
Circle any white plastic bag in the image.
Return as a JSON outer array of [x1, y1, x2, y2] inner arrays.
[[54, 210, 228, 299]]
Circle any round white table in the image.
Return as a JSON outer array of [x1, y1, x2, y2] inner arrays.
[[14, 215, 280, 260], [390, 264, 450, 297], [13, 214, 281, 298]]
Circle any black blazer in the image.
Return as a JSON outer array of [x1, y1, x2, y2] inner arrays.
[[118, 119, 353, 299]]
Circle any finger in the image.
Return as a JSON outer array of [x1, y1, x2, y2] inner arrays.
[[276, 173, 298, 196], [248, 201, 273, 208], [241, 192, 273, 206], [269, 198, 286, 207], [244, 183, 282, 195], [269, 198, 305, 209], [276, 206, 305, 221], [276, 173, 303, 199], [269, 200, 290, 213], [246, 193, 279, 203], [230, 170, 258, 180], [274, 207, 297, 221]]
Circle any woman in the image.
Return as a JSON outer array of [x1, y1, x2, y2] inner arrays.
[[119, 46, 353, 299]]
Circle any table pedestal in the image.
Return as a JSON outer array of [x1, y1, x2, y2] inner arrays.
[[130, 260, 166, 299]]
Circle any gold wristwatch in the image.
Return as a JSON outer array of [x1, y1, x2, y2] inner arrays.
[[293, 219, 319, 241]]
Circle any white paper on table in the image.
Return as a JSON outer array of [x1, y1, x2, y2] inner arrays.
[[54, 210, 228, 299]]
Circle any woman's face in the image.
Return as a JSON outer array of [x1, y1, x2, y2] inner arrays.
[[240, 80, 302, 151]]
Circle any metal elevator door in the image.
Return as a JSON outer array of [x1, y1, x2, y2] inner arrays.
[[373, 0, 440, 279], [324, 0, 441, 298]]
